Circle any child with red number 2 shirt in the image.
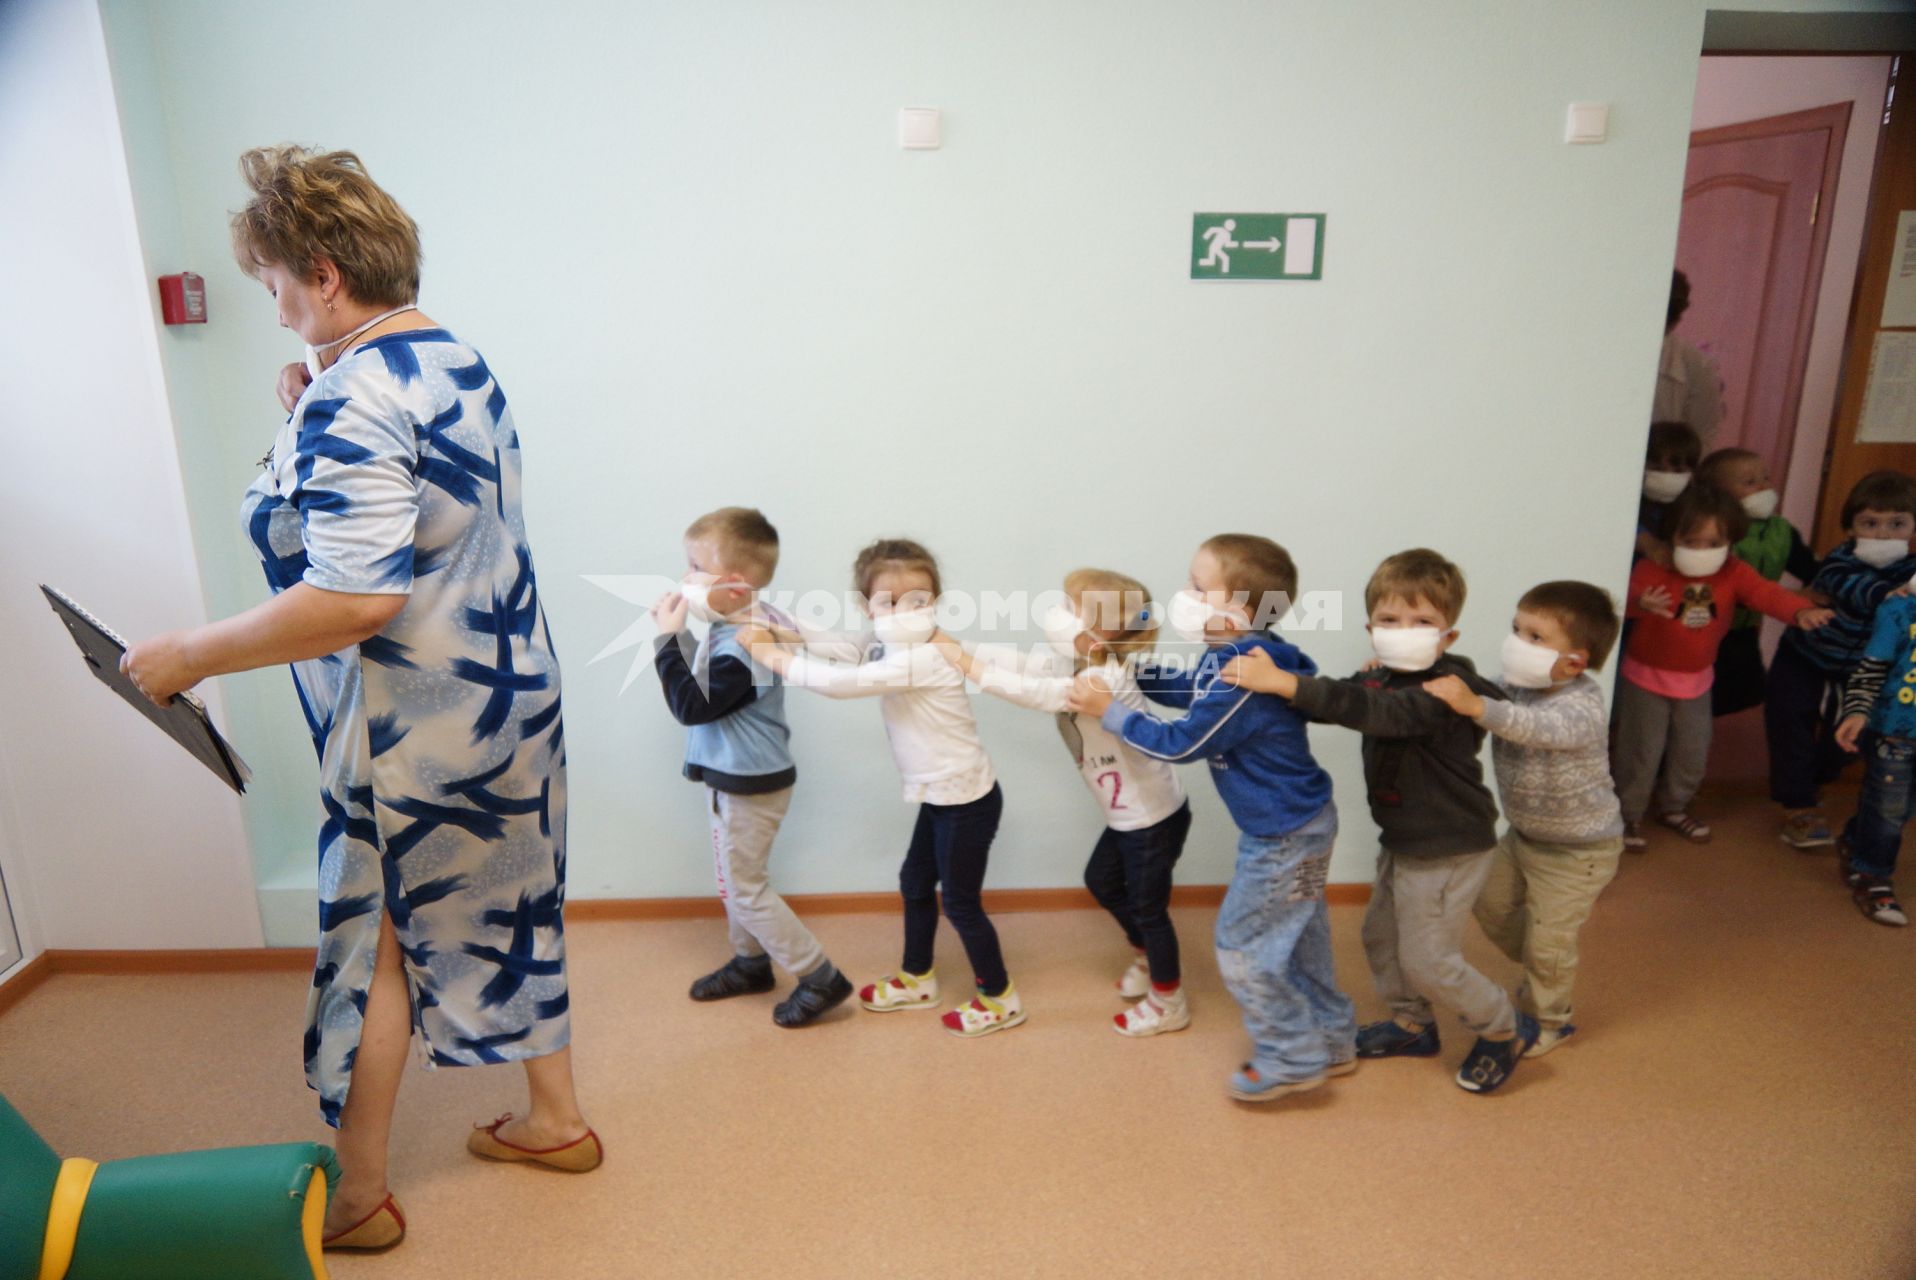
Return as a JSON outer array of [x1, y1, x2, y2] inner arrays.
[[931, 568, 1193, 1037], [1614, 485, 1833, 849]]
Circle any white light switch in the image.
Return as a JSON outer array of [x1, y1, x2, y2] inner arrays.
[[899, 107, 942, 150], [1565, 103, 1608, 144]]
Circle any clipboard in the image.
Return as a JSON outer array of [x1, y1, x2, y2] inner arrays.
[[41, 585, 253, 794]]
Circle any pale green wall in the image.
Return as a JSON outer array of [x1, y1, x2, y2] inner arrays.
[[96, 0, 1907, 943]]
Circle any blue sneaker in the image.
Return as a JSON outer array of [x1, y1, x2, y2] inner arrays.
[[1228, 1063, 1328, 1104], [1355, 1019, 1441, 1058], [1456, 1012, 1539, 1094]]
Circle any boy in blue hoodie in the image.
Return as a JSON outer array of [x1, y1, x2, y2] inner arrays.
[[1067, 534, 1353, 1103], [652, 507, 853, 1027], [1766, 471, 1916, 849]]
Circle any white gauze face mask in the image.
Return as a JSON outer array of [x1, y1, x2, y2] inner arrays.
[[1642, 470, 1691, 504], [1167, 589, 1240, 644], [1672, 545, 1730, 578], [1853, 537, 1910, 570], [873, 606, 937, 645], [1370, 626, 1444, 672], [1741, 489, 1779, 521], [1041, 604, 1086, 658], [679, 579, 740, 624], [1500, 632, 1565, 689]]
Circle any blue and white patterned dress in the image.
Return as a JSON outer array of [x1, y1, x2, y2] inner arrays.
[[241, 328, 570, 1126]]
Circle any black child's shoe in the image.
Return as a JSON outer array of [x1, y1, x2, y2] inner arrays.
[[1356, 1019, 1441, 1058], [689, 955, 776, 1001], [773, 969, 854, 1027], [1456, 1013, 1539, 1094]]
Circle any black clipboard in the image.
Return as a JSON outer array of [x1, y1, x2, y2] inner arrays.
[[41, 585, 252, 794]]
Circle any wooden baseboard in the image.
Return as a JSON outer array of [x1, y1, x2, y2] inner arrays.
[[0, 885, 1374, 1013], [43, 948, 317, 975], [569, 882, 1370, 921]]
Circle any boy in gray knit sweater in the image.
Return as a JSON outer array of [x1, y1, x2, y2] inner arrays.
[[1423, 581, 1624, 1059]]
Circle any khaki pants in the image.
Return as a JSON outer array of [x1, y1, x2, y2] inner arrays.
[[1472, 828, 1623, 1032], [708, 786, 826, 977]]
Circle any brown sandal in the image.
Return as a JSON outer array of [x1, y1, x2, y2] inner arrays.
[[467, 1113, 604, 1172], [322, 1193, 407, 1250]]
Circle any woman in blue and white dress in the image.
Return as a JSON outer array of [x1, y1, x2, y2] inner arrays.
[[124, 146, 598, 1252]]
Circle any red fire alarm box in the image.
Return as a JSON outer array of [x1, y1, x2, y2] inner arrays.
[[158, 272, 207, 325]]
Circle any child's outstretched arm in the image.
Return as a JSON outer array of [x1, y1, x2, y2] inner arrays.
[[1424, 673, 1603, 751], [1834, 662, 1884, 753], [652, 594, 761, 725], [738, 623, 923, 699], [1288, 668, 1468, 739], [1071, 669, 1258, 763], [1732, 562, 1832, 630], [1219, 647, 1297, 698], [939, 631, 1074, 713]]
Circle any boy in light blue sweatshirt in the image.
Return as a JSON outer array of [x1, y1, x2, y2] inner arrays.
[[651, 507, 852, 1027], [1068, 533, 1354, 1103]]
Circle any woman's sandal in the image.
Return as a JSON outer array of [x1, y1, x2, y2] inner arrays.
[[322, 1193, 407, 1251], [467, 1113, 604, 1172], [1657, 812, 1712, 843]]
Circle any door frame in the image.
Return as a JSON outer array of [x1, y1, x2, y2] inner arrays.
[[1813, 54, 1916, 551]]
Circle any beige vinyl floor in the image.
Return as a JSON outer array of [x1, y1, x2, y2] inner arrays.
[[2, 792, 1913, 1280]]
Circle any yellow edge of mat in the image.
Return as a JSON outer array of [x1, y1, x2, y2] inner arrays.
[[301, 1164, 330, 1280], [38, 1156, 98, 1280]]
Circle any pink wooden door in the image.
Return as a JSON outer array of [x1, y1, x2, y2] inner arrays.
[[1674, 102, 1849, 489]]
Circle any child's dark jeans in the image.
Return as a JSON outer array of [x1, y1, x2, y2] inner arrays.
[[1842, 733, 1914, 880]]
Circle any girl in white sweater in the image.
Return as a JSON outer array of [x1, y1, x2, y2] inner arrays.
[[932, 569, 1193, 1036], [740, 539, 1022, 1037]]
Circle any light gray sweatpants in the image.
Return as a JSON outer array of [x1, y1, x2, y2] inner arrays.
[[1610, 678, 1712, 823], [707, 786, 826, 977], [1360, 845, 1517, 1039]]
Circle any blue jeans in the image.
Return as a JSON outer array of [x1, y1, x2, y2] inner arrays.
[[1214, 803, 1355, 1081], [1842, 733, 1914, 880]]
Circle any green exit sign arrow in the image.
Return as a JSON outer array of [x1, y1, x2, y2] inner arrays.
[[1190, 213, 1325, 280]]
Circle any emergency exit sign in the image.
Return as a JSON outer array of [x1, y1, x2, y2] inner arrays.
[[1190, 213, 1325, 280]]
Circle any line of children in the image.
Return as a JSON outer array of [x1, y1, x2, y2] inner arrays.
[[649, 471, 1914, 1094]]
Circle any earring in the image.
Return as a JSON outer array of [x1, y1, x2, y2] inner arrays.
[[326, 299, 336, 312]]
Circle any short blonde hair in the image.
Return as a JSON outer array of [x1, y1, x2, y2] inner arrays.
[[230, 146, 421, 307], [1365, 548, 1467, 627], [685, 507, 779, 584], [1064, 567, 1156, 664], [853, 538, 942, 600], [1202, 533, 1298, 626]]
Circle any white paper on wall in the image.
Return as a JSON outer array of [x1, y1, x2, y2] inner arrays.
[[1882, 211, 1916, 329], [1858, 330, 1916, 444]]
